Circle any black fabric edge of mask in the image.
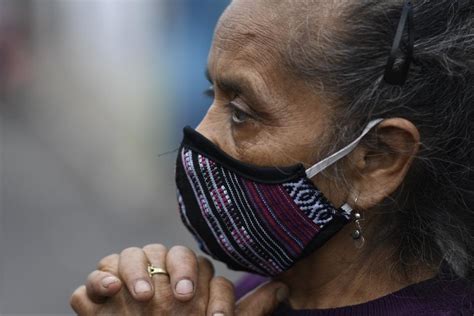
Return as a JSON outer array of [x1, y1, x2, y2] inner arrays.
[[176, 144, 351, 277], [181, 126, 307, 184]]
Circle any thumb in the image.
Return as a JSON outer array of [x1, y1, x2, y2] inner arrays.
[[236, 281, 289, 316]]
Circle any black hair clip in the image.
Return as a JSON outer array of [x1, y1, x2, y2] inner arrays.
[[383, 0, 414, 86]]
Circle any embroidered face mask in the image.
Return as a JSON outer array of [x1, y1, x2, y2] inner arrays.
[[175, 119, 383, 276]]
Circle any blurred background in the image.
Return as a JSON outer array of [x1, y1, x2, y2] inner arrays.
[[0, 0, 240, 314]]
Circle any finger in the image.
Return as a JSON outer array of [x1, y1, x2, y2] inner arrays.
[[236, 282, 289, 316], [119, 247, 154, 302], [89, 253, 121, 303], [97, 253, 120, 274], [70, 285, 99, 315], [85, 270, 122, 304], [207, 276, 235, 316], [166, 245, 199, 302], [194, 256, 215, 305], [142, 244, 172, 298]]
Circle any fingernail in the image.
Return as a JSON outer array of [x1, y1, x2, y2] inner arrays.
[[101, 276, 119, 288], [134, 280, 152, 294], [276, 286, 289, 302], [175, 279, 194, 295], [213, 313, 225, 316]]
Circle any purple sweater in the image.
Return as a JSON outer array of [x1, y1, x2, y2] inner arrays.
[[235, 274, 474, 315]]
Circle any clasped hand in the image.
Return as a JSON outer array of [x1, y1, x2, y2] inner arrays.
[[70, 244, 289, 315]]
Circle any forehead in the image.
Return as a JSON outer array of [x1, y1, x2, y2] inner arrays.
[[208, 0, 337, 78], [208, 0, 287, 73]]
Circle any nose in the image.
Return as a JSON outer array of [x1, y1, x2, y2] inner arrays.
[[196, 112, 220, 146], [196, 104, 234, 155]]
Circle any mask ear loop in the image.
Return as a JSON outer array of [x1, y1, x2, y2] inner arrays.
[[305, 118, 384, 179]]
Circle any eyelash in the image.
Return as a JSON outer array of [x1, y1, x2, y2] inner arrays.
[[204, 86, 215, 98], [203, 86, 251, 125]]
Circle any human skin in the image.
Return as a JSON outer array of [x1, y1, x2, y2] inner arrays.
[[71, 245, 289, 315], [72, 0, 438, 313]]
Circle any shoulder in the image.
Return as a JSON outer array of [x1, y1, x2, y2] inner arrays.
[[403, 277, 474, 315], [234, 273, 474, 315]]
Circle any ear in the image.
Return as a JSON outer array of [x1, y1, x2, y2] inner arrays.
[[348, 118, 420, 210]]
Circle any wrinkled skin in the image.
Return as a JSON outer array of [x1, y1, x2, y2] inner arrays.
[[70, 244, 288, 315], [71, 0, 432, 313]]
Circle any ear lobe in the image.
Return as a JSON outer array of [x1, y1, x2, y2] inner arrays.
[[351, 118, 420, 210]]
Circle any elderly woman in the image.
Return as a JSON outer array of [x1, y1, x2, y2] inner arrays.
[[70, 0, 474, 314]]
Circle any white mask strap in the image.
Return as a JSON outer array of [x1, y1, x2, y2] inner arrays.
[[305, 119, 384, 179]]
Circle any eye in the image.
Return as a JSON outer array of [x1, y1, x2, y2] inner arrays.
[[203, 85, 215, 98], [202, 84, 252, 125], [229, 102, 250, 125]]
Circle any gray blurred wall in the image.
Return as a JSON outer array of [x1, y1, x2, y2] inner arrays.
[[0, 0, 238, 314]]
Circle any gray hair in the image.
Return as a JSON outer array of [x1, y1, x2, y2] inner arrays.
[[284, 0, 474, 278]]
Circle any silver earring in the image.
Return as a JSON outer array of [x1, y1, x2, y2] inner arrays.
[[350, 196, 365, 249]]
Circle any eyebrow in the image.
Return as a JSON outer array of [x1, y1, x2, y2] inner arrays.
[[205, 67, 276, 121], [205, 67, 262, 105]]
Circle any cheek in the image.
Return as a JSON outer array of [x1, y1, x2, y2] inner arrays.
[[232, 103, 332, 167], [198, 104, 329, 169], [232, 126, 320, 167]]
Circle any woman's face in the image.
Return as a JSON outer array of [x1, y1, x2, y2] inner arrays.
[[195, 0, 423, 267], [197, 0, 336, 176]]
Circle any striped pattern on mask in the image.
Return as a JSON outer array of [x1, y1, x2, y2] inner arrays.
[[177, 147, 339, 276]]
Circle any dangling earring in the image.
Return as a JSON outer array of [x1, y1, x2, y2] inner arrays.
[[350, 195, 365, 249]]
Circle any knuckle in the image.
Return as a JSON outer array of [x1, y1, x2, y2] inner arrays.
[[120, 246, 141, 256], [97, 253, 119, 271], [167, 247, 198, 273], [86, 270, 99, 282], [198, 256, 215, 276], [197, 255, 211, 265], [142, 243, 167, 254], [169, 245, 194, 256], [212, 276, 234, 292], [69, 286, 85, 310], [86, 271, 103, 290]]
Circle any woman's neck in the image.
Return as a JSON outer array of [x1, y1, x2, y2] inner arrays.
[[274, 225, 437, 309]]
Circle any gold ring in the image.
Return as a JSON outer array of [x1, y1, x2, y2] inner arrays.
[[147, 264, 169, 277]]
